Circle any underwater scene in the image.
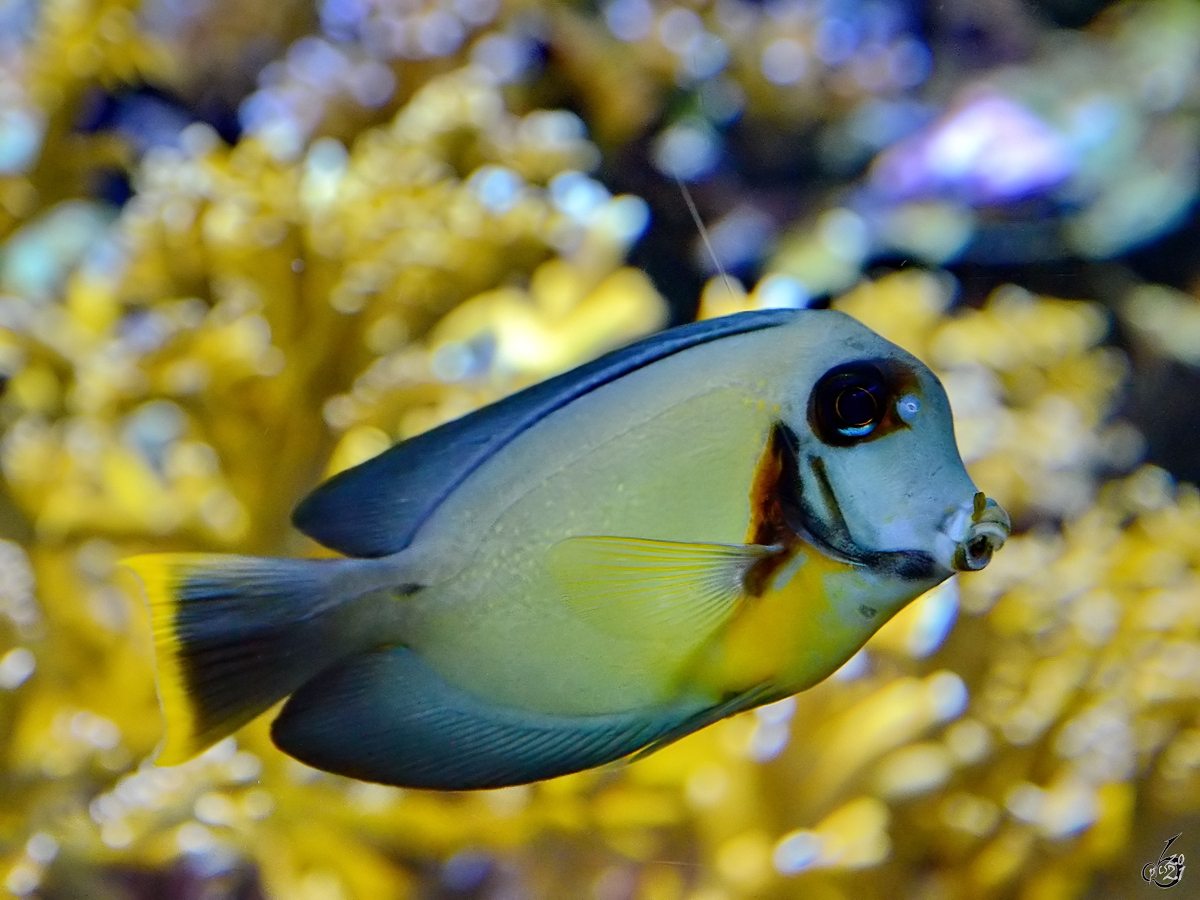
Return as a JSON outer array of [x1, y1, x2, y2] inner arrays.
[[2, 0, 1200, 897]]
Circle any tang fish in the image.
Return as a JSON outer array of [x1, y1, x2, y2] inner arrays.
[[125, 309, 1009, 790]]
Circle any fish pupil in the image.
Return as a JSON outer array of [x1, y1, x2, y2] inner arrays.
[[835, 387, 877, 429]]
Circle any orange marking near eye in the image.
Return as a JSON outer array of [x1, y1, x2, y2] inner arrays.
[[742, 425, 803, 596]]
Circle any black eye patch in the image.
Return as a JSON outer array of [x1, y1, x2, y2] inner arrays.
[[809, 362, 890, 446], [807, 359, 923, 447]]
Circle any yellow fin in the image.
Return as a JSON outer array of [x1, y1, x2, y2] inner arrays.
[[123, 554, 212, 765], [124, 552, 347, 766], [548, 536, 772, 647]]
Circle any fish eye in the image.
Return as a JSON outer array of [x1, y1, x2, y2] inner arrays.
[[810, 362, 890, 445]]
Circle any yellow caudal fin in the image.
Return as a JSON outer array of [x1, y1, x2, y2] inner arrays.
[[123, 553, 354, 765]]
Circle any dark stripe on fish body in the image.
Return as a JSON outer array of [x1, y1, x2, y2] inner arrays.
[[808, 456, 847, 542], [803, 450, 940, 581], [809, 455, 940, 580]]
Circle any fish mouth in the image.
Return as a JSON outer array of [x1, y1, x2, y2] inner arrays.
[[946, 493, 1010, 572]]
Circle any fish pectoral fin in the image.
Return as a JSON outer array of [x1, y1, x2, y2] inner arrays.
[[271, 647, 695, 789], [548, 536, 774, 645]]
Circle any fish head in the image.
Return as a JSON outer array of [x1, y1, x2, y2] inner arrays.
[[778, 312, 1009, 585]]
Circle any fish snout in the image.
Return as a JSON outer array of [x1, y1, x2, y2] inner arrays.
[[948, 493, 1010, 572]]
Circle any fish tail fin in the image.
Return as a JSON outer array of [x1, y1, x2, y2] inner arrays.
[[123, 552, 367, 766]]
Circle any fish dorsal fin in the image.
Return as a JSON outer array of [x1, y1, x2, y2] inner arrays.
[[293, 309, 799, 558], [548, 536, 774, 647]]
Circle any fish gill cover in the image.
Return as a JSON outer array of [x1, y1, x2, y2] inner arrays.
[[0, 0, 1199, 898]]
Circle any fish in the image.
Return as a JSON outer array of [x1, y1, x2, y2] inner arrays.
[[124, 308, 1010, 790]]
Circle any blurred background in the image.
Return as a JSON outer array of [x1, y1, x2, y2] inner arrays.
[[1, 0, 1200, 897]]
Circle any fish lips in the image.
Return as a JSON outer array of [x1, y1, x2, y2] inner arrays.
[[945, 495, 1010, 573]]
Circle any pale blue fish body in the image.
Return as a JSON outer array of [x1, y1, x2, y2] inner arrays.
[[125, 309, 1010, 790]]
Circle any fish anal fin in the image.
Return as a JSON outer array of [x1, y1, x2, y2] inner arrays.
[[548, 536, 774, 646], [272, 647, 694, 789]]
